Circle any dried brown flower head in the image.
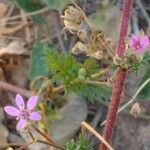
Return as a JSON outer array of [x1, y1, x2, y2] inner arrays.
[[130, 102, 141, 118], [113, 54, 128, 69], [72, 29, 111, 60], [61, 5, 84, 33]]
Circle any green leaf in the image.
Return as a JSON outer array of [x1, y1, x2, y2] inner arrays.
[[44, 49, 111, 102], [138, 67, 150, 101], [28, 38, 48, 81], [45, 107, 62, 122], [66, 134, 93, 150], [44, 49, 82, 85], [13, 0, 44, 11]]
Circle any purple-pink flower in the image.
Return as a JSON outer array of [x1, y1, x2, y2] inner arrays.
[[130, 35, 150, 53], [4, 94, 41, 131]]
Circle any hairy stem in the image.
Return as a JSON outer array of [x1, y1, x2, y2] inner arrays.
[[99, 0, 133, 150]]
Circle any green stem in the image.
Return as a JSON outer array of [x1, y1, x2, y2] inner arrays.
[[101, 78, 150, 126], [118, 77, 150, 113]]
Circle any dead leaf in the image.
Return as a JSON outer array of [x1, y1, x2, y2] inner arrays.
[[0, 21, 32, 35], [0, 41, 29, 57], [0, 2, 7, 18]]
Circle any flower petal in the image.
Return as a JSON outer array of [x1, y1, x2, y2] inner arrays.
[[130, 35, 138, 46], [16, 94, 25, 109], [16, 119, 27, 131], [29, 112, 41, 121], [27, 96, 38, 110], [141, 36, 150, 49], [4, 106, 19, 116]]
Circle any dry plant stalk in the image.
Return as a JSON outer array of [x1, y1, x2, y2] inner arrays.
[[81, 121, 114, 150]]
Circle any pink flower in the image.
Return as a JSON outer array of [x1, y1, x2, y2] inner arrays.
[[4, 94, 41, 131], [130, 35, 150, 53]]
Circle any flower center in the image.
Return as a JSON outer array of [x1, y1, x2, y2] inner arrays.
[[133, 39, 142, 50], [18, 109, 30, 120]]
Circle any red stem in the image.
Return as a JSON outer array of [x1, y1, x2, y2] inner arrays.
[[99, 0, 133, 150]]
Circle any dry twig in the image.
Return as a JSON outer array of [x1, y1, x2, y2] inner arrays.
[[81, 121, 114, 150]]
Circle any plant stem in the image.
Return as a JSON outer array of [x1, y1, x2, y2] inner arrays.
[[0, 7, 51, 23], [0, 80, 64, 99], [116, 1, 133, 57], [118, 77, 150, 112], [81, 121, 114, 150], [34, 127, 65, 150], [80, 79, 108, 86], [16, 140, 36, 150], [0, 81, 32, 97], [99, 0, 133, 150], [101, 77, 150, 126]]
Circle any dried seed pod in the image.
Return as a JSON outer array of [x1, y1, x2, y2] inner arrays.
[[84, 29, 111, 60], [87, 50, 103, 60], [91, 30, 105, 43], [61, 5, 84, 33], [113, 54, 128, 69], [72, 42, 87, 54], [130, 102, 141, 118], [77, 29, 87, 42]]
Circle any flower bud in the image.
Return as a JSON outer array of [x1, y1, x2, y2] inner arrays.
[[78, 68, 87, 79], [77, 29, 87, 42], [72, 42, 87, 55]]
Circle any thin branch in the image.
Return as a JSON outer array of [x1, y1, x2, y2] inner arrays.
[[0, 7, 51, 23], [101, 78, 150, 127], [80, 79, 108, 86], [81, 121, 114, 150], [16, 140, 36, 150], [118, 77, 150, 113], [0, 81, 32, 98], [34, 127, 55, 144], [34, 127, 65, 150]]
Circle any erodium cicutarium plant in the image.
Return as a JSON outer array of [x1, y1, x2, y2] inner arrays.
[[4, 94, 41, 130]]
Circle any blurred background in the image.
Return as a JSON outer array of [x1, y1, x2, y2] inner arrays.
[[0, 0, 150, 150]]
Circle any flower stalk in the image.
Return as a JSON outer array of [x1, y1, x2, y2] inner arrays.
[[99, 0, 133, 150]]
